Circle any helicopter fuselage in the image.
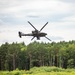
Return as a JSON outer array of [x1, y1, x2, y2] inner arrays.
[[32, 32, 47, 37], [19, 31, 47, 37], [19, 31, 47, 40], [32, 30, 47, 36]]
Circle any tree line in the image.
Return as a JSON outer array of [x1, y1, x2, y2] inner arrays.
[[0, 40, 75, 71]]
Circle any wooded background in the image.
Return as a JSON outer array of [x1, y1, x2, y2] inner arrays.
[[0, 41, 75, 70]]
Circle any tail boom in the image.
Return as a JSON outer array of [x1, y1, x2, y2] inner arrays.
[[18, 31, 33, 38]]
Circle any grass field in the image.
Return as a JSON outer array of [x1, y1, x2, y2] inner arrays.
[[0, 66, 75, 75]]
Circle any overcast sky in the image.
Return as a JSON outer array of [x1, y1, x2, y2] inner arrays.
[[0, 0, 75, 45]]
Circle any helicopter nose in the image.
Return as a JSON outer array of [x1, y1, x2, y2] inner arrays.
[[45, 33, 47, 35]]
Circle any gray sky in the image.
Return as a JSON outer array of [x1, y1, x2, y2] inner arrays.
[[0, 0, 75, 45]]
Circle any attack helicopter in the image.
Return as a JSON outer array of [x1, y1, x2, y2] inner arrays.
[[18, 21, 51, 41]]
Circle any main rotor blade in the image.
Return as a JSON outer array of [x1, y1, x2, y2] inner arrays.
[[45, 36, 51, 41], [40, 22, 48, 32], [28, 21, 37, 30], [31, 36, 35, 41]]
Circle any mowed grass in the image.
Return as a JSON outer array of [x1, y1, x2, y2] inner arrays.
[[0, 66, 75, 75]]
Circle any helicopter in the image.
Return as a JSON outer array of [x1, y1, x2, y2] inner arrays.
[[18, 21, 51, 41]]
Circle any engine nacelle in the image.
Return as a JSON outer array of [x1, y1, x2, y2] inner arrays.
[[32, 31, 35, 34], [32, 30, 39, 34]]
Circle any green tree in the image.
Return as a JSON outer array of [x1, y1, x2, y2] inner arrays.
[[0, 42, 9, 70]]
